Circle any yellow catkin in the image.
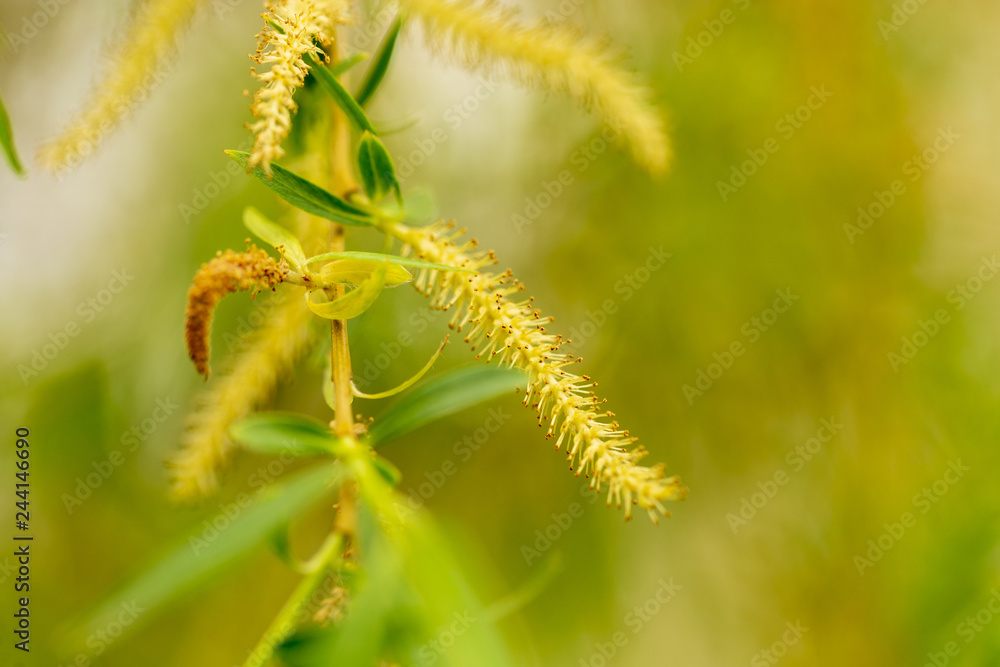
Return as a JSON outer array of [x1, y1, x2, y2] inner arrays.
[[248, 0, 350, 175], [185, 245, 289, 379], [398, 0, 670, 174], [171, 296, 316, 501], [389, 220, 686, 521], [38, 0, 204, 172]]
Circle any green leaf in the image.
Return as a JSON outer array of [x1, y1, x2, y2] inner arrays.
[[357, 131, 402, 204], [330, 52, 368, 77], [229, 412, 341, 457], [356, 17, 403, 107], [368, 366, 527, 446], [372, 455, 402, 486], [243, 207, 307, 269], [62, 464, 344, 652], [280, 483, 517, 667], [317, 258, 411, 287], [306, 262, 388, 320], [278, 506, 419, 667], [322, 369, 338, 412], [395, 516, 517, 667], [304, 53, 376, 135], [306, 250, 473, 274], [268, 525, 300, 572], [226, 150, 375, 226], [0, 88, 24, 176]]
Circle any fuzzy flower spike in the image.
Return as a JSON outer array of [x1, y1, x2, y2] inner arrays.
[[184, 244, 289, 379], [248, 0, 351, 175], [38, 0, 203, 172], [398, 0, 671, 174], [388, 220, 687, 522]]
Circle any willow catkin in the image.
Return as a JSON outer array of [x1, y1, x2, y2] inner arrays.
[[39, 0, 204, 172], [389, 220, 686, 521], [398, 0, 670, 174], [248, 0, 351, 175]]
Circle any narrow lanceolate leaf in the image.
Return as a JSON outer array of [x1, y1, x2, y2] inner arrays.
[[306, 250, 472, 274], [303, 54, 376, 135], [279, 503, 516, 667], [243, 207, 307, 270], [355, 17, 403, 107], [229, 413, 342, 458], [63, 464, 343, 653], [368, 365, 527, 446], [226, 150, 375, 226], [317, 258, 411, 287], [357, 131, 402, 204], [306, 263, 388, 320], [277, 506, 414, 667], [0, 89, 24, 175]]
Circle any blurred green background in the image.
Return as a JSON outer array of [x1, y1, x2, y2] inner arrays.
[[3, 0, 1000, 664]]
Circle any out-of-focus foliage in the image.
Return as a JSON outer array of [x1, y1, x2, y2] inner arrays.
[[0, 87, 24, 175], [2, 0, 1000, 665]]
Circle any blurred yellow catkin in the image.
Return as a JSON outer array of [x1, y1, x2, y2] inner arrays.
[[398, 0, 671, 173], [172, 297, 315, 500], [38, 0, 204, 171]]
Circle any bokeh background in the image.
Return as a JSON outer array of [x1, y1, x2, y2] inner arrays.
[[3, 0, 1000, 665]]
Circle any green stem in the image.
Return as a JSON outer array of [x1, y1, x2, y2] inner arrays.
[[242, 531, 345, 667]]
